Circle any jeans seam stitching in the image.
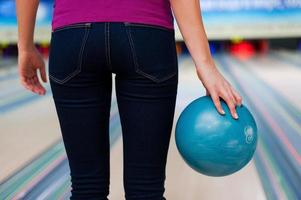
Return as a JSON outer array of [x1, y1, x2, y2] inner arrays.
[[125, 27, 160, 83], [52, 22, 92, 33], [107, 23, 112, 69], [49, 26, 90, 84], [105, 22, 112, 70], [105, 23, 108, 68], [124, 22, 173, 32], [125, 27, 142, 74], [125, 26, 177, 83]]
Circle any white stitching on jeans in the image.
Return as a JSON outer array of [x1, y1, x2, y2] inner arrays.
[[105, 23, 108, 68], [124, 22, 173, 32], [125, 25, 177, 83], [49, 26, 90, 84], [105, 22, 112, 70], [107, 23, 112, 69], [52, 23, 91, 33]]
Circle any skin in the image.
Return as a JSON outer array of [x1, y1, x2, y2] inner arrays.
[[16, 0, 47, 96], [16, 0, 242, 119], [171, 0, 242, 119]]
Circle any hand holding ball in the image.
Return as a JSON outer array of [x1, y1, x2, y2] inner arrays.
[[175, 96, 258, 177]]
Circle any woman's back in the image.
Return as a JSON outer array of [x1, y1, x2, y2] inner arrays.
[[52, 0, 174, 31], [16, 0, 243, 198]]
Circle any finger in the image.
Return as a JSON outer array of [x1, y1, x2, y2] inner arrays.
[[31, 76, 42, 94], [24, 76, 32, 88], [225, 86, 237, 105], [20, 75, 28, 88], [28, 77, 37, 92], [32, 76, 41, 93], [211, 93, 225, 115], [33, 76, 46, 95], [22, 80, 31, 90], [21, 70, 43, 95], [39, 63, 47, 83], [20, 75, 34, 93], [32, 64, 46, 95], [220, 91, 238, 119], [28, 76, 34, 86], [231, 87, 242, 106], [26, 76, 39, 94]]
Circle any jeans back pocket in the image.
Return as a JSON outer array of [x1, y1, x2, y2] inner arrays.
[[124, 22, 178, 83], [48, 23, 91, 84]]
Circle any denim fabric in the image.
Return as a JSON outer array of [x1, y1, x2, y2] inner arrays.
[[48, 22, 178, 200]]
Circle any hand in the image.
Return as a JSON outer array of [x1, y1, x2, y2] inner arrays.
[[196, 59, 242, 119], [18, 46, 47, 95]]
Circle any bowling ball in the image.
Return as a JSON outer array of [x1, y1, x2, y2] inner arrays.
[[175, 95, 258, 177]]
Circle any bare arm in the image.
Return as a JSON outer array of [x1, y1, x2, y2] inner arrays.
[[16, 0, 38, 51], [170, 0, 242, 119], [16, 0, 47, 95]]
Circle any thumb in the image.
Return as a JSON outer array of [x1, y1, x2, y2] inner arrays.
[[39, 63, 47, 83]]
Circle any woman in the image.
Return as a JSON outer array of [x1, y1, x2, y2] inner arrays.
[[16, 0, 242, 199]]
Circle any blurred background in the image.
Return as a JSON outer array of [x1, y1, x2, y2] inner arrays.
[[0, 0, 301, 199]]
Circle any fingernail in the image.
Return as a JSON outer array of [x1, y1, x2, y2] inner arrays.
[[234, 113, 239, 119], [221, 110, 225, 115]]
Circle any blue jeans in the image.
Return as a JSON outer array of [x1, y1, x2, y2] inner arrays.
[[48, 22, 178, 200]]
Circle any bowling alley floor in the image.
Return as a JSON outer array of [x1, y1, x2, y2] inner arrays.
[[1, 50, 301, 199]]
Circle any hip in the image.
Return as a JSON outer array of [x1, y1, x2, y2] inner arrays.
[[48, 21, 178, 85]]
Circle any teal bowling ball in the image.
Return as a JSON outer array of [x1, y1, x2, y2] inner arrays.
[[175, 95, 258, 177]]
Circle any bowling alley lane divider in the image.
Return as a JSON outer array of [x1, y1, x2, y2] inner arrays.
[[255, 138, 287, 199], [0, 60, 50, 114], [0, 60, 20, 82], [220, 55, 301, 197], [0, 63, 53, 114], [0, 83, 30, 100], [227, 56, 301, 150], [0, 99, 122, 199], [0, 85, 53, 114], [270, 51, 301, 69], [0, 69, 19, 82], [0, 59, 17, 69], [0, 141, 66, 198], [214, 56, 287, 199], [254, 53, 301, 124], [214, 54, 301, 199]]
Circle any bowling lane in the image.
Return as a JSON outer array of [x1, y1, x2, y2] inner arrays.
[[242, 50, 301, 110], [0, 61, 61, 183], [0, 54, 267, 200], [214, 52, 301, 199], [0, 59, 123, 199]]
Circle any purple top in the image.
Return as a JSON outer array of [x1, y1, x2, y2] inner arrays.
[[52, 0, 174, 31]]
